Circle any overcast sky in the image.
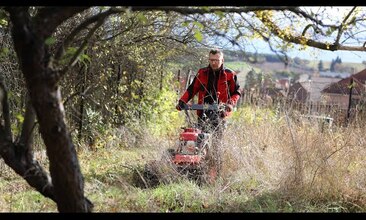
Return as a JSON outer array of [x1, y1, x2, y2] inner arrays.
[[288, 47, 365, 63], [247, 38, 365, 64]]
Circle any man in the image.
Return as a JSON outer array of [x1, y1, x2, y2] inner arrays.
[[176, 48, 241, 125], [176, 48, 241, 179]]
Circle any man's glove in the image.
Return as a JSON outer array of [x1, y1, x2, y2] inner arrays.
[[225, 104, 233, 112], [220, 101, 234, 118], [226, 99, 235, 112], [176, 100, 188, 111]]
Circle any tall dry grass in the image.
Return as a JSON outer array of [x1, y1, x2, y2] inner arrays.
[[220, 106, 366, 209]]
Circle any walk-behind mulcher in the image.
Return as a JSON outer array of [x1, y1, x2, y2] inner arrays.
[[133, 103, 226, 188]]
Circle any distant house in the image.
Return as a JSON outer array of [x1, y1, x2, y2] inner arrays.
[[287, 81, 308, 102], [321, 68, 366, 109], [263, 87, 286, 101], [317, 71, 351, 78], [288, 77, 340, 103], [298, 73, 310, 82], [275, 78, 290, 91]]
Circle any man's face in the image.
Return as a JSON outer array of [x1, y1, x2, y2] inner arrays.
[[208, 53, 223, 71]]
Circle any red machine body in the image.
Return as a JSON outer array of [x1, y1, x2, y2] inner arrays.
[[172, 127, 208, 165]]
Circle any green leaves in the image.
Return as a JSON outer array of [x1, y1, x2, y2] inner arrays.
[[180, 20, 205, 42], [0, 47, 9, 59], [192, 21, 204, 29], [325, 27, 337, 36], [0, 18, 7, 27], [194, 30, 203, 42], [214, 10, 225, 18], [347, 81, 355, 89], [80, 54, 91, 65], [0, 9, 8, 28], [136, 13, 148, 24], [45, 37, 56, 45], [16, 113, 24, 123], [59, 46, 91, 66]]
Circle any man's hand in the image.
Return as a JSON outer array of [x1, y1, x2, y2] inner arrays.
[[225, 99, 234, 113], [220, 102, 234, 118], [225, 104, 233, 112], [176, 100, 188, 111]]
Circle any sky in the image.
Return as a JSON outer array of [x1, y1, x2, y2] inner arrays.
[[287, 46, 365, 64], [248, 39, 366, 64]]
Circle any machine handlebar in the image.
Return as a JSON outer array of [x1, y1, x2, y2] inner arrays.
[[181, 103, 224, 111]]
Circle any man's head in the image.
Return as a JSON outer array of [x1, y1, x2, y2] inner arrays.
[[208, 49, 224, 71]]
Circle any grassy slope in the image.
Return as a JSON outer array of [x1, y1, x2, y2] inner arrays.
[[225, 62, 253, 88]]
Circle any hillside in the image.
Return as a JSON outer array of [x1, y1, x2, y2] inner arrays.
[[225, 51, 366, 88], [225, 50, 366, 74]]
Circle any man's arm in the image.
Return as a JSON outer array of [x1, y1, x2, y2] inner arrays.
[[228, 74, 241, 106], [178, 72, 201, 103]]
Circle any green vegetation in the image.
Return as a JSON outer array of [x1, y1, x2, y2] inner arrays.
[[2, 105, 366, 212]]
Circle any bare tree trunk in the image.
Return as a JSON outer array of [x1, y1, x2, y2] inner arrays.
[[6, 7, 92, 212]]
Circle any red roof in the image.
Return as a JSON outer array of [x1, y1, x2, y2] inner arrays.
[[322, 68, 366, 95]]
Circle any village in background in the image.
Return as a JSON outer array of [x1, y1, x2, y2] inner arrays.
[[176, 50, 366, 126]]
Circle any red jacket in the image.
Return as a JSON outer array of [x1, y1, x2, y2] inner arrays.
[[179, 65, 241, 117]]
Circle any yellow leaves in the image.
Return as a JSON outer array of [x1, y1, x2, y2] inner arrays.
[[0, 11, 8, 27], [254, 10, 264, 20], [298, 44, 308, 51], [298, 36, 308, 45], [201, 6, 211, 12], [136, 13, 148, 24], [250, 32, 263, 40], [15, 113, 24, 123], [255, 10, 272, 21], [347, 81, 356, 89], [0, 19, 7, 26], [264, 10, 274, 17], [214, 10, 225, 18]]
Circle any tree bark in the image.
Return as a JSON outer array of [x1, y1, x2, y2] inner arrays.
[[1, 81, 55, 204], [6, 7, 92, 213]]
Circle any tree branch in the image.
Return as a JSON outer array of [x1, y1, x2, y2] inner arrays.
[[0, 80, 12, 141], [287, 7, 337, 28], [57, 17, 106, 81], [128, 6, 296, 15], [17, 95, 36, 158], [34, 7, 89, 38], [255, 10, 366, 52], [54, 7, 119, 61], [334, 7, 356, 46], [0, 82, 55, 204]]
